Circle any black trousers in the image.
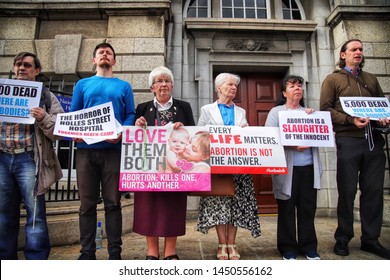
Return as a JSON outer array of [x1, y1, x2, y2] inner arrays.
[[76, 149, 123, 255], [277, 164, 318, 255], [335, 135, 385, 244]]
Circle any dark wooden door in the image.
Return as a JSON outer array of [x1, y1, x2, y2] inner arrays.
[[215, 73, 282, 214], [246, 74, 282, 214]]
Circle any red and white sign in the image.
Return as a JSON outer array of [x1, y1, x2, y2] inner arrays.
[[278, 110, 335, 147], [208, 125, 287, 174]]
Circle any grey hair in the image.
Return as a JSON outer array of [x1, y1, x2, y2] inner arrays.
[[214, 73, 241, 93], [148, 66, 174, 87]]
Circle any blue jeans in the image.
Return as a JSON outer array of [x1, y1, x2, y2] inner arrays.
[[0, 151, 50, 260]]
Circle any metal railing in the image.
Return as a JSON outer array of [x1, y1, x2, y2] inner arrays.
[[44, 77, 81, 202]]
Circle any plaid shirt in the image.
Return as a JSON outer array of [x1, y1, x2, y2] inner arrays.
[[0, 123, 33, 151]]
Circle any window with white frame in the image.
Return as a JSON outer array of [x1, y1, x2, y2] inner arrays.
[[221, 0, 267, 19], [187, 0, 210, 17], [282, 0, 302, 20], [184, 0, 303, 20]]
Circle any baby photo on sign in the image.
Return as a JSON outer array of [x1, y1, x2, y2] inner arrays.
[[165, 127, 210, 173]]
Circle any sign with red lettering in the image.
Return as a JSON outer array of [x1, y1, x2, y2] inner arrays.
[[53, 102, 119, 141], [208, 125, 287, 174], [278, 110, 334, 147]]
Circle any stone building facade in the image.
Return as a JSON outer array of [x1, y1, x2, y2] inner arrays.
[[1, 0, 390, 218]]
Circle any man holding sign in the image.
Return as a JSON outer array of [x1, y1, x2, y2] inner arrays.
[[320, 39, 390, 259], [70, 42, 135, 260], [0, 52, 64, 259]]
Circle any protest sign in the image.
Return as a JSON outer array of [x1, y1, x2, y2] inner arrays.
[[208, 125, 287, 174], [120, 125, 211, 192], [53, 102, 118, 139], [278, 110, 335, 147], [56, 95, 72, 141], [57, 95, 72, 113], [340, 96, 390, 120], [119, 125, 287, 192], [0, 78, 42, 124]]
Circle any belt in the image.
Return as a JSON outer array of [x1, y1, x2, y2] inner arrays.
[[1, 147, 33, 154]]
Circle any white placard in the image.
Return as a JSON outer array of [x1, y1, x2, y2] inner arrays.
[[278, 110, 335, 147], [208, 125, 287, 174], [0, 78, 42, 124], [340, 96, 390, 120], [54, 102, 118, 139]]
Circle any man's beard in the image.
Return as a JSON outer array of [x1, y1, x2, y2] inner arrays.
[[99, 61, 111, 69]]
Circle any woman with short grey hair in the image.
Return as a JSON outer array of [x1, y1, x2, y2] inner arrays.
[[133, 66, 195, 260], [197, 72, 261, 260]]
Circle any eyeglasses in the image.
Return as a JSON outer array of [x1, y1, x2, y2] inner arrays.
[[14, 62, 34, 68], [153, 79, 172, 85]]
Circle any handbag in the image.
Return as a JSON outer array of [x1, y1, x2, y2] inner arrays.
[[189, 174, 235, 196]]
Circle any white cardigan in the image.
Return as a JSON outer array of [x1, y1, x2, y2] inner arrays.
[[198, 101, 248, 126]]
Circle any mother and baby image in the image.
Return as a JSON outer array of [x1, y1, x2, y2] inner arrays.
[[165, 128, 211, 173]]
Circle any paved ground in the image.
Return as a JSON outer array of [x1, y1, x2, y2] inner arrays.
[[19, 214, 390, 261]]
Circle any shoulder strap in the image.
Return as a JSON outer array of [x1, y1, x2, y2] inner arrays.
[[41, 87, 52, 112], [343, 69, 377, 97]]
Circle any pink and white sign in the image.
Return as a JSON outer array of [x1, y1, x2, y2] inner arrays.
[[119, 125, 211, 192]]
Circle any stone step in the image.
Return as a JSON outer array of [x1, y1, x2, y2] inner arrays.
[[18, 198, 134, 248], [16, 192, 389, 249]]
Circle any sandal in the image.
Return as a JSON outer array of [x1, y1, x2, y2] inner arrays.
[[227, 244, 240, 260], [217, 244, 228, 260], [164, 254, 179, 260], [146, 255, 159, 260]]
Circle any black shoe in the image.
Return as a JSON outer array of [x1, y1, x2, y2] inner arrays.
[[163, 254, 179, 260], [78, 252, 96, 260], [361, 242, 390, 260], [109, 252, 122, 260], [334, 241, 349, 256], [146, 255, 159, 260]]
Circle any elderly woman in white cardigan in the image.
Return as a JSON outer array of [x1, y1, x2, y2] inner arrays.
[[196, 73, 261, 260]]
